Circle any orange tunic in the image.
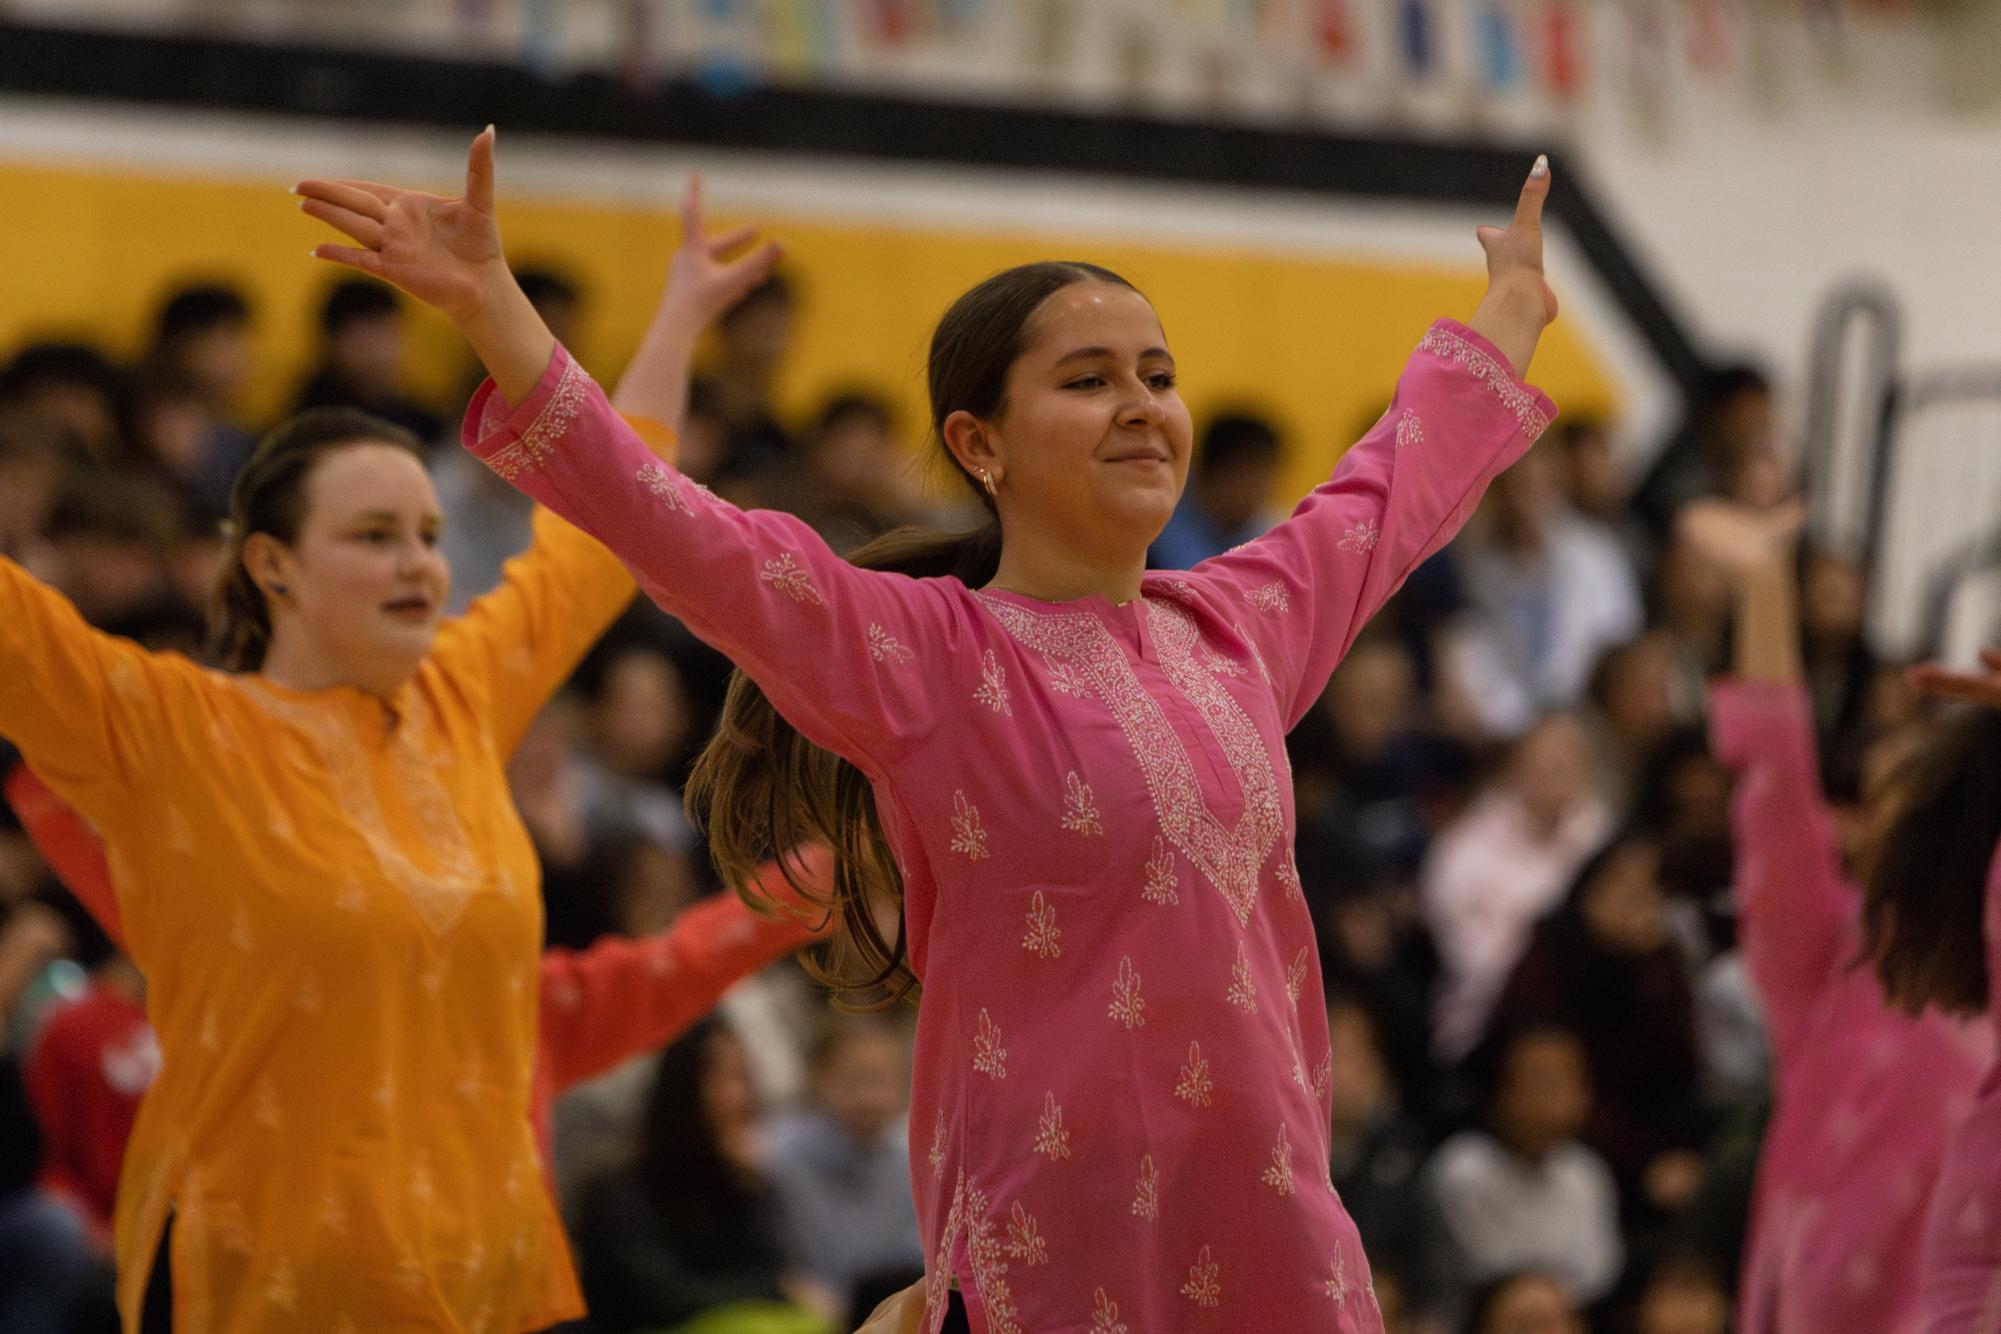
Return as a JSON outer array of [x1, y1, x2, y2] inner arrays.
[[0, 424, 667, 1332]]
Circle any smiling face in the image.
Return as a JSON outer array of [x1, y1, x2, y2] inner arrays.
[[948, 279, 1194, 570], [250, 442, 449, 693]]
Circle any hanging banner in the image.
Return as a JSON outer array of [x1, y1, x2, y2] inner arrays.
[[1400, 0, 1437, 77], [1541, 0, 1585, 99], [1315, 0, 1355, 61], [621, 0, 658, 94], [1476, 1, 1523, 89]]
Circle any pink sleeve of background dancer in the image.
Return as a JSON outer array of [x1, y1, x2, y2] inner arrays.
[[536, 851, 833, 1096], [1182, 319, 1555, 728], [465, 348, 966, 777], [1709, 678, 1856, 1061]]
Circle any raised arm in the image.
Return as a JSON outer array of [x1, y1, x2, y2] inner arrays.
[[1684, 500, 1853, 1058], [4, 761, 124, 949], [1189, 160, 1559, 726]]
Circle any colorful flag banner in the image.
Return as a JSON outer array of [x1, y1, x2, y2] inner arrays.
[[1314, 0, 1355, 61], [1476, 2, 1523, 89], [1541, 0, 1584, 98], [1400, 0, 1436, 76]]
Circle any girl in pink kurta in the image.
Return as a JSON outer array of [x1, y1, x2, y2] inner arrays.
[[1680, 500, 1992, 1334], [298, 136, 1560, 1333]]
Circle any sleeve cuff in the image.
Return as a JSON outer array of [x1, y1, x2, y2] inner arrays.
[[1420, 318, 1559, 441], [462, 343, 587, 479]]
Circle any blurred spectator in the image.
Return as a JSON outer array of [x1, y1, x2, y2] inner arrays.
[[0, 342, 125, 464], [570, 635, 699, 855], [1630, 364, 1774, 543], [1649, 534, 1733, 717], [291, 279, 444, 444], [1445, 447, 1644, 738], [144, 283, 258, 508], [777, 392, 923, 553], [1633, 1254, 1730, 1334], [0, 413, 67, 561], [1551, 419, 1626, 528], [699, 273, 799, 484], [1467, 1270, 1586, 1334], [38, 474, 181, 628], [1420, 1027, 1622, 1325], [1797, 545, 1879, 783], [1582, 632, 1683, 816], [518, 267, 584, 347], [574, 1018, 835, 1333], [119, 368, 241, 519], [1423, 715, 1610, 1062], [1484, 836, 1706, 1205], [1325, 997, 1427, 1295], [1150, 410, 1284, 568], [765, 1015, 924, 1323]]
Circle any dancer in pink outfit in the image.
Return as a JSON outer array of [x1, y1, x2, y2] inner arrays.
[[1895, 645, 2001, 1331], [1680, 501, 1991, 1334], [297, 132, 1559, 1333]]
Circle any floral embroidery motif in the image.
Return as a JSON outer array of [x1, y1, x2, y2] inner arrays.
[[1181, 1245, 1222, 1308], [1312, 1048, 1333, 1106], [1261, 1123, 1295, 1196], [335, 875, 365, 913], [1236, 624, 1274, 684], [265, 1257, 298, 1312], [1005, 1202, 1049, 1266], [979, 595, 1284, 926], [229, 904, 254, 953], [1338, 518, 1381, 553], [1247, 580, 1291, 613], [928, 1174, 1023, 1334], [455, 1053, 484, 1102], [293, 971, 324, 1016], [1108, 956, 1145, 1030], [929, 1112, 949, 1177], [1048, 661, 1092, 696], [485, 356, 592, 479], [1276, 851, 1302, 901], [1174, 1042, 1214, 1107], [1395, 408, 1425, 450], [950, 790, 989, 860], [199, 1005, 222, 1052], [1324, 1250, 1354, 1303], [1227, 940, 1259, 1013], [1132, 1155, 1160, 1221], [1061, 771, 1103, 835], [1022, 891, 1063, 959], [974, 649, 1013, 714], [1286, 947, 1311, 1008], [636, 460, 694, 515], [867, 623, 914, 664], [1033, 1092, 1072, 1161], [1089, 1289, 1129, 1334], [759, 552, 824, 605], [1199, 644, 1246, 677], [1143, 836, 1180, 906], [320, 1193, 348, 1236], [1416, 325, 1551, 439], [252, 1078, 283, 1130], [972, 1008, 1008, 1079]]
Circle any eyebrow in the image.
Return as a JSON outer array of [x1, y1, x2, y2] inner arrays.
[[352, 510, 444, 527], [1052, 346, 1174, 367]]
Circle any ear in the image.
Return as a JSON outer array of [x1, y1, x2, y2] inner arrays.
[[241, 531, 295, 601], [941, 409, 1001, 483]]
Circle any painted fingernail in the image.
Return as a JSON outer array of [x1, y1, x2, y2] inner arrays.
[[1532, 154, 1549, 179], [288, 185, 299, 195]]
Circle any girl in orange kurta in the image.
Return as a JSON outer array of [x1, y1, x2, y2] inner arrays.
[[0, 188, 781, 1333]]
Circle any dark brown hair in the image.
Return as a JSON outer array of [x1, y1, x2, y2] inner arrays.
[[209, 406, 423, 671], [686, 261, 1139, 1005], [1863, 705, 2001, 1015]]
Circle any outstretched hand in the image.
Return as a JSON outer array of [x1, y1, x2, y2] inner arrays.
[[662, 174, 783, 326], [296, 127, 510, 325], [1909, 647, 2001, 711], [1676, 497, 1808, 581], [1466, 156, 1559, 377]]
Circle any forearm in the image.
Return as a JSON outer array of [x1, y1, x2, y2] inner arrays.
[[610, 298, 702, 434], [1465, 282, 1546, 379], [1731, 560, 1803, 684], [458, 272, 558, 409]]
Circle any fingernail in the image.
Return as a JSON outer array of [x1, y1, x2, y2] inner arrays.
[[288, 185, 299, 195], [485, 123, 497, 138], [1531, 154, 1549, 179]]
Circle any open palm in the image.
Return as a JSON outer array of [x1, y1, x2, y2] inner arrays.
[[296, 128, 508, 324]]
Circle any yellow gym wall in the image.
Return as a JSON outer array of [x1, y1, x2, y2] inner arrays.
[[0, 159, 1617, 504]]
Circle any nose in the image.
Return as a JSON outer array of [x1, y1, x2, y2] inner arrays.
[[1120, 386, 1167, 429]]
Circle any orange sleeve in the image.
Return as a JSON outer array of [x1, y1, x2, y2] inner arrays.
[[4, 762, 124, 949], [429, 415, 677, 762], [537, 847, 835, 1094]]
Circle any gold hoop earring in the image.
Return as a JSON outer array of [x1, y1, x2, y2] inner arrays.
[[978, 468, 997, 499]]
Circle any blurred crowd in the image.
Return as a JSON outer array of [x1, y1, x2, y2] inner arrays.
[[0, 264, 1898, 1334]]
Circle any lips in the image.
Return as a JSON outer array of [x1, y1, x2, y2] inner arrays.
[[382, 596, 434, 617]]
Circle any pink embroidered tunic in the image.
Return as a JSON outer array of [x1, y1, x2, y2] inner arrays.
[[466, 320, 1551, 1333], [1917, 830, 2001, 1330], [1710, 680, 1990, 1334]]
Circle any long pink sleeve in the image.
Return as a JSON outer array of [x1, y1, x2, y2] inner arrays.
[[464, 350, 967, 779], [1708, 678, 1857, 1062], [1182, 320, 1555, 727]]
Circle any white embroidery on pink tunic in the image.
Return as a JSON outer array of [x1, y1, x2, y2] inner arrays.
[[974, 649, 1012, 715], [1181, 1245, 1222, 1308], [1227, 941, 1258, 1013], [1338, 518, 1381, 553], [1088, 1288, 1129, 1333], [1262, 1123, 1295, 1196], [1131, 1155, 1160, 1221], [1022, 891, 1062, 960], [1108, 956, 1145, 1030], [759, 552, 823, 605], [1033, 1092, 1072, 1161], [1061, 771, 1103, 835], [1395, 408, 1425, 451], [1247, 581, 1291, 613], [950, 791, 989, 861], [972, 1009, 1007, 1079], [867, 623, 914, 664], [485, 358, 591, 479], [1143, 836, 1180, 905], [1416, 325, 1552, 438], [1175, 1042, 1214, 1107], [1286, 947, 1311, 1007], [1005, 1202, 1049, 1266], [637, 461, 694, 515]]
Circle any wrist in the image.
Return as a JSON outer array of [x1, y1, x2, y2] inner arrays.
[[458, 264, 532, 337]]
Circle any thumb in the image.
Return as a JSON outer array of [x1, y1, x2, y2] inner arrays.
[[1475, 225, 1507, 262], [466, 125, 497, 214]]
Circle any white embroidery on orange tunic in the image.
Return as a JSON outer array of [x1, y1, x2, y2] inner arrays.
[[1033, 1093, 1072, 1161], [950, 790, 990, 860], [974, 649, 1013, 714], [1175, 1042, 1214, 1107], [1061, 771, 1104, 835], [1285, 947, 1311, 1008], [1143, 836, 1179, 905], [252, 1078, 283, 1130], [320, 1192, 348, 1236], [1339, 518, 1381, 553], [485, 357, 592, 479], [1181, 1245, 1222, 1308], [293, 970, 324, 1015], [198, 1004, 221, 1052], [760, 552, 824, 605], [978, 595, 1284, 927], [455, 1053, 484, 1102], [1005, 1202, 1049, 1266], [1261, 1123, 1295, 1196], [1227, 940, 1258, 1013], [265, 1257, 298, 1312], [868, 623, 914, 664], [637, 460, 695, 515], [229, 903, 254, 953], [1108, 956, 1145, 1030], [1395, 408, 1425, 450], [1415, 325, 1551, 439], [972, 1009, 1008, 1079], [1089, 1288, 1130, 1333], [1131, 1155, 1160, 1221], [1247, 580, 1291, 613], [1022, 891, 1062, 960]]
